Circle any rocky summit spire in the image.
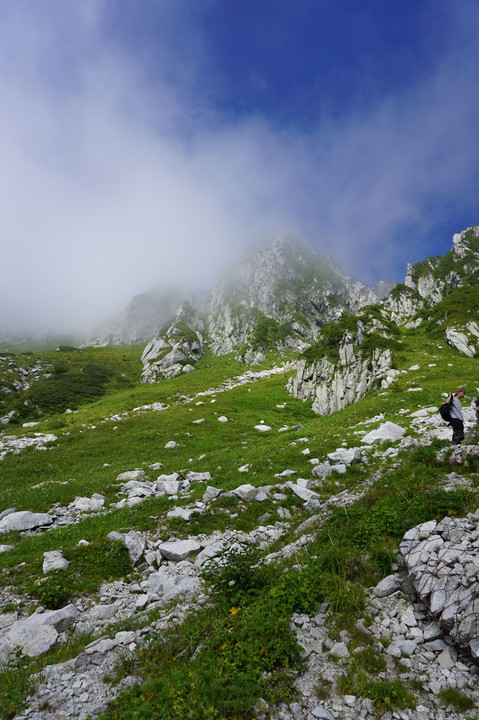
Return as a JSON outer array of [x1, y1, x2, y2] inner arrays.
[[141, 235, 391, 381]]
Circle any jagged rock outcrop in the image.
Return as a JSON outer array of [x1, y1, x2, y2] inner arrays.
[[140, 235, 394, 378], [400, 509, 479, 658], [88, 287, 184, 347], [382, 225, 479, 328], [382, 286, 425, 327], [287, 323, 399, 415], [445, 322, 479, 358], [206, 236, 388, 359], [141, 303, 204, 382], [141, 235, 396, 378]]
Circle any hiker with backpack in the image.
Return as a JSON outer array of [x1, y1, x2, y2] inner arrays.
[[441, 387, 466, 444], [472, 393, 479, 424]]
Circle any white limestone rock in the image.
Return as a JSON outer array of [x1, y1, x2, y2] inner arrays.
[[185, 471, 212, 483], [43, 550, 70, 573], [0, 604, 78, 663], [312, 463, 332, 479], [69, 495, 105, 512], [157, 539, 201, 562], [116, 470, 147, 482], [167, 507, 199, 521], [361, 421, 406, 444], [287, 324, 395, 416], [203, 486, 222, 502], [446, 326, 477, 358], [3, 623, 58, 660], [123, 531, 146, 565], [233, 484, 258, 502], [373, 574, 401, 597], [86, 603, 120, 622], [327, 447, 362, 465], [0, 511, 53, 533]]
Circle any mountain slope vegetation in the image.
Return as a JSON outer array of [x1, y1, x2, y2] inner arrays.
[[1, 226, 479, 719], [1, 322, 479, 719]]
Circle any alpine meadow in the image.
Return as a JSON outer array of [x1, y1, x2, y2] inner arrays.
[[2, 226, 479, 720]]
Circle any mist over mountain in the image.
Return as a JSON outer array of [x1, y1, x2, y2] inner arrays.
[[87, 286, 186, 347]]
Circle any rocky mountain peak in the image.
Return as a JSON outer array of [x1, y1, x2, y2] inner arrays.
[[141, 234, 396, 379], [452, 225, 479, 260]]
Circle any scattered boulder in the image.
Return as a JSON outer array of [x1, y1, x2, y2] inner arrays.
[[0, 511, 53, 533], [327, 447, 363, 465], [203, 486, 222, 502], [123, 531, 146, 566], [233, 484, 258, 502], [373, 574, 402, 597], [43, 550, 69, 573], [69, 495, 105, 513], [445, 324, 478, 358], [157, 539, 201, 562], [116, 470, 147, 482], [312, 463, 332, 479], [0, 604, 78, 663], [361, 421, 406, 444], [185, 471, 212, 483]]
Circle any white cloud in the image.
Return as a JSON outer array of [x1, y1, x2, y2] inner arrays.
[[0, 2, 478, 335]]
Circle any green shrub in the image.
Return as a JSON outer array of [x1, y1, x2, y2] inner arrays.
[[201, 545, 271, 608], [251, 315, 293, 351], [28, 540, 131, 608], [438, 686, 475, 712], [0, 648, 35, 720], [30, 570, 74, 609], [365, 678, 416, 711]]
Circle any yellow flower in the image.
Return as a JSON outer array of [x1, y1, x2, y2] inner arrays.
[[229, 607, 240, 615]]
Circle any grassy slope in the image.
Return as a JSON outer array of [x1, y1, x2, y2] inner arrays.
[[0, 329, 478, 718]]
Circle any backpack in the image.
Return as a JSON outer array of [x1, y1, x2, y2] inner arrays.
[[439, 394, 454, 422]]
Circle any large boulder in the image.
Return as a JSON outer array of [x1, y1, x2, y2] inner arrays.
[[0, 511, 53, 533], [361, 422, 406, 445], [445, 324, 478, 358], [400, 512, 479, 658], [0, 604, 78, 663], [157, 539, 201, 562]]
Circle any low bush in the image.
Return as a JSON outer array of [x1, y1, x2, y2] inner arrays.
[[438, 686, 475, 712], [27, 540, 131, 608]]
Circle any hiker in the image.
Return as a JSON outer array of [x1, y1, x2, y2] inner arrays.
[[473, 393, 479, 424], [446, 387, 466, 444]]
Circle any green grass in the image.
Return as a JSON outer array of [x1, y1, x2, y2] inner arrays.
[[1, 329, 479, 718], [438, 686, 475, 712]]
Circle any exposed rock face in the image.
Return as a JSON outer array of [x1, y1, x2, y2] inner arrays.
[[141, 303, 204, 382], [206, 236, 386, 358], [383, 225, 479, 330], [88, 287, 184, 347], [382, 286, 425, 326], [287, 325, 398, 415], [445, 322, 479, 358], [140, 235, 394, 378], [400, 510, 479, 658]]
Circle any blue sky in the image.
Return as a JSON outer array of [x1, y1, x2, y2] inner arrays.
[[0, 1, 478, 332]]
